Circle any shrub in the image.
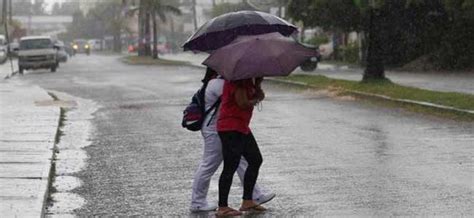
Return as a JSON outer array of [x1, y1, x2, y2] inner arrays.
[[340, 43, 360, 64], [305, 35, 330, 46]]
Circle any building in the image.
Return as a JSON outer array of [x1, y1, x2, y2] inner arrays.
[[13, 15, 73, 37]]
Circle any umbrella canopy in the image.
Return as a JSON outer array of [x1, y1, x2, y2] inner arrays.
[[182, 10, 297, 53], [202, 33, 319, 81]]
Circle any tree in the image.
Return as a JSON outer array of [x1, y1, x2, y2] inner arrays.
[[132, 0, 181, 59], [288, 0, 361, 62], [31, 0, 46, 15], [51, 2, 61, 15], [64, 1, 130, 52], [89, 1, 129, 52], [212, 2, 255, 17], [435, 0, 474, 69], [288, 0, 385, 80]]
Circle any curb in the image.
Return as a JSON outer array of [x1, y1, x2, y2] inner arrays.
[[42, 99, 64, 218], [161, 57, 474, 116], [267, 78, 474, 116], [119, 56, 196, 68]]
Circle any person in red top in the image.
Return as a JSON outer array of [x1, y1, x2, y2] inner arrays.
[[216, 77, 266, 216]]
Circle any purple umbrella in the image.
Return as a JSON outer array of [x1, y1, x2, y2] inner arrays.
[[182, 10, 297, 53], [202, 33, 319, 81]]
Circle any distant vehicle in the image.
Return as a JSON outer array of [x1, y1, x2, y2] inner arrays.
[[87, 39, 102, 50], [63, 42, 74, 57], [16, 36, 59, 74], [0, 35, 7, 63], [127, 41, 170, 55], [55, 41, 68, 63], [299, 43, 322, 72], [72, 39, 90, 55]]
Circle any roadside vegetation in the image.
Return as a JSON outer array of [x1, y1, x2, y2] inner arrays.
[[121, 55, 189, 66], [279, 74, 474, 120], [287, 0, 474, 80]]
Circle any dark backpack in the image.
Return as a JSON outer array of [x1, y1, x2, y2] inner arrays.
[[182, 82, 221, 131]]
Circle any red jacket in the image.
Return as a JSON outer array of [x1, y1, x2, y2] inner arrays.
[[217, 79, 256, 134]]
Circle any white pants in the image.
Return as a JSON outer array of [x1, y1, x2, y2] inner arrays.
[[191, 131, 265, 208]]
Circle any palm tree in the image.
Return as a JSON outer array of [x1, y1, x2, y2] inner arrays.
[[132, 0, 181, 58], [148, 0, 181, 59]]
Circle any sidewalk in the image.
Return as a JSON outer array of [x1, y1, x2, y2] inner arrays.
[[0, 59, 18, 79], [161, 52, 474, 95], [0, 78, 60, 217]]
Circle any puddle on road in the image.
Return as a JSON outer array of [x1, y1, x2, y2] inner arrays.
[[54, 176, 83, 192], [45, 91, 99, 216], [47, 193, 86, 215]]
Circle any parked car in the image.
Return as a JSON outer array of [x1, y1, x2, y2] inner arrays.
[[8, 42, 19, 57], [16, 36, 59, 74], [0, 35, 7, 63], [299, 43, 322, 72]]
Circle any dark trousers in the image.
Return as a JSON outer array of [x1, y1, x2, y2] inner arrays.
[[218, 131, 263, 207]]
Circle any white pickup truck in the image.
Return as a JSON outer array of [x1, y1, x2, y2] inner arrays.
[[0, 35, 7, 63], [16, 36, 59, 74]]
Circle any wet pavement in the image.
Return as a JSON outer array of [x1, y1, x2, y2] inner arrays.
[[0, 79, 60, 217], [15, 54, 474, 216]]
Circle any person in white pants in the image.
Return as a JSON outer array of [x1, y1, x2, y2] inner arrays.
[[190, 69, 275, 212]]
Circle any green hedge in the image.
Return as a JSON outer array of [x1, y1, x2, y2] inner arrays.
[[340, 43, 360, 64]]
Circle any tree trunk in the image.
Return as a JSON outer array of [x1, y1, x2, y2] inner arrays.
[[152, 11, 158, 59], [363, 8, 385, 81], [144, 11, 151, 56], [113, 28, 121, 53], [138, 0, 145, 56], [332, 31, 341, 61], [170, 16, 176, 53]]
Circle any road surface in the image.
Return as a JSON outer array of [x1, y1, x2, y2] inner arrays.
[[16, 54, 474, 216]]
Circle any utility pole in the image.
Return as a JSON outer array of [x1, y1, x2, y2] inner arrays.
[[1, 0, 6, 25], [192, 0, 197, 31], [8, 0, 11, 22]]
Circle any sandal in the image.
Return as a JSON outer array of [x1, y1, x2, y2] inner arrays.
[[216, 207, 243, 217], [239, 204, 267, 212]]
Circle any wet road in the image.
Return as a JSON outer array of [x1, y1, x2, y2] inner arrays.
[[18, 54, 474, 216]]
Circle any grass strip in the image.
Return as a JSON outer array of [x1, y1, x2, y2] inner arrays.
[[279, 75, 474, 121], [121, 55, 190, 66], [281, 74, 474, 111]]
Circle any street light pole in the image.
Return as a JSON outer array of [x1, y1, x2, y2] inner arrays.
[[192, 0, 197, 31], [1, 0, 6, 25], [8, 0, 11, 22]]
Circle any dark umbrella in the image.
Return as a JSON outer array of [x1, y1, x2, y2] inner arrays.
[[202, 33, 318, 81], [182, 10, 297, 52]]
